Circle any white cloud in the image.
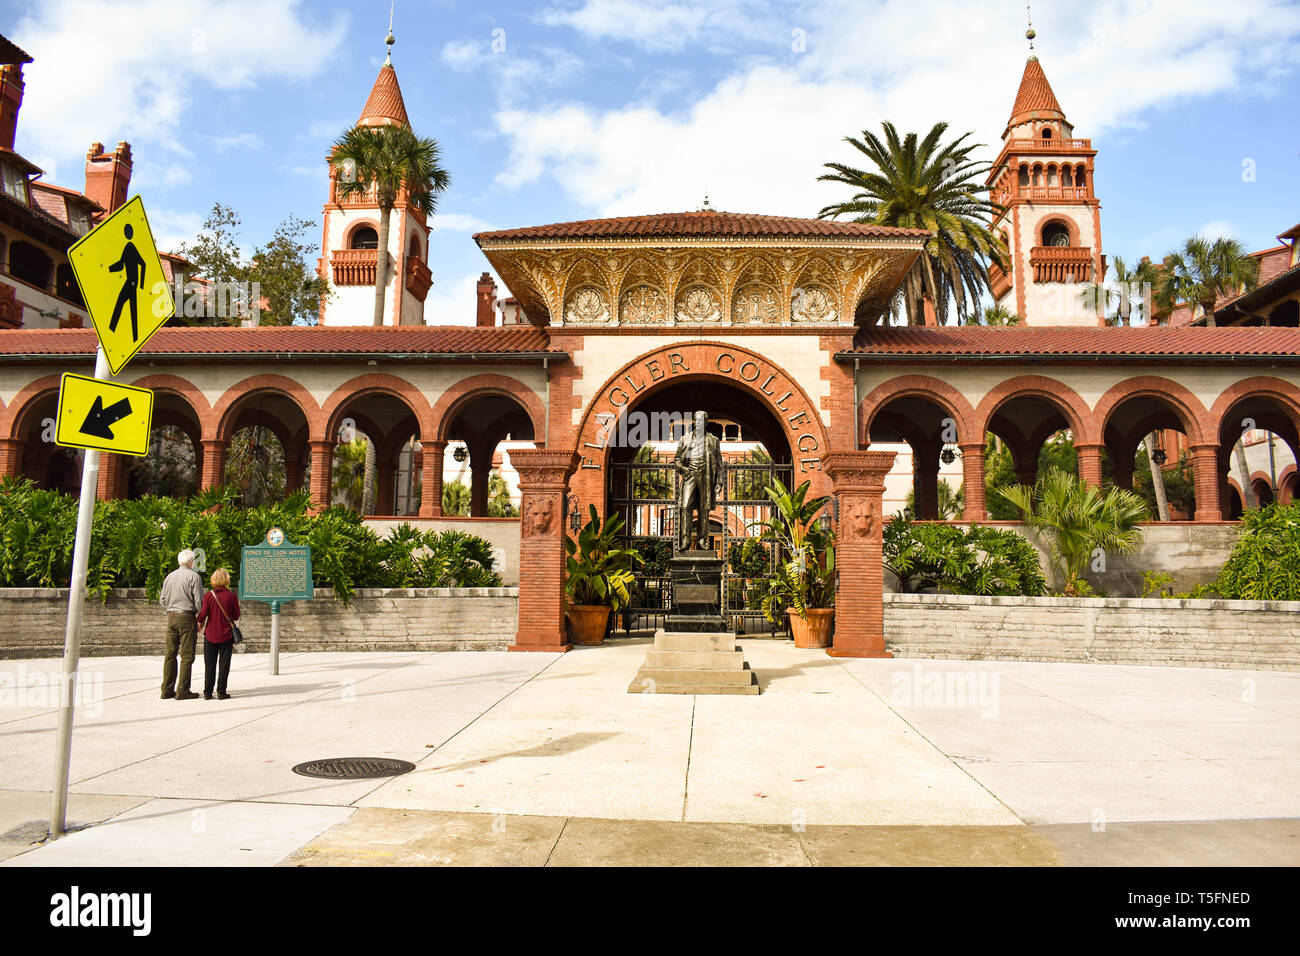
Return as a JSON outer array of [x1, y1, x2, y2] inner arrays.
[[213, 132, 264, 152], [1198, 220, 1238, 241], [422, 270, 498, 326], [496, 0, 1300, 218], [150, 208, 205, 254], [12, 0, 345, 180], [539, 0, 781, 53], [433, 213, 496, 233], [441, 39, 483, 71]]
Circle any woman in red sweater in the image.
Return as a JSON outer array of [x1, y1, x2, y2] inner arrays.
[[197, 568, 241, 700]]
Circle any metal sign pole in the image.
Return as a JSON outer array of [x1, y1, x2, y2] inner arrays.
[[50, 345, 109, 838], [270, 601, 280, 676]]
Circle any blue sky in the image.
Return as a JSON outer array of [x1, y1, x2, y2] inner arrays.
[[8, 0, 1300, 324]]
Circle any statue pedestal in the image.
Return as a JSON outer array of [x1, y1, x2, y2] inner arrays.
[[628, 630, 760, 695], [664, 550, 727, 633], [628, 550, 759, 695]]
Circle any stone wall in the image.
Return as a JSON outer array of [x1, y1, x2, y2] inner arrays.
[[884, 593, 1300, 670], [0, 587, 519, 658]]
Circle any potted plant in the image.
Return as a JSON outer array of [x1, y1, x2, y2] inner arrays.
[[564, 505, 640, 645], [751, 478, 837, 648]]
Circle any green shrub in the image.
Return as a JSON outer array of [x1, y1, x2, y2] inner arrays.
[[1213, 502, 1300, 601], [0, 477, 501, 604], [882, 515, 1047, 596]]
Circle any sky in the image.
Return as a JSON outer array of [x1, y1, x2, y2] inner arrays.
[[6, 0, 1300, 325]]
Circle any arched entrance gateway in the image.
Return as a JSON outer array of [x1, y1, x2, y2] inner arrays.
[[572, 342, 830, 635]]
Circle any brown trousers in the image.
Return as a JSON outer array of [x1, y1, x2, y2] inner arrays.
[[162, 612, 198, 695]]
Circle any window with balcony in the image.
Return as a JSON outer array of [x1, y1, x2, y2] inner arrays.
[[1042, 222, 1071, 247], [349, 226, 378, 249]]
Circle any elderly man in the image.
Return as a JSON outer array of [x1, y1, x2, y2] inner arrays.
[[159, 549, 205, 701]]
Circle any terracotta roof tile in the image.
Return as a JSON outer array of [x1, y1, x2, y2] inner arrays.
[[475, 210, 930, 243], [1007, 56, 1065, 128], [0, 326, 561, 359], [842, 325, 1300, 359], [357, 64, 409, 128]]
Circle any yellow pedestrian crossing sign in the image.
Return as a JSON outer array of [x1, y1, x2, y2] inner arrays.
[[68, 195, 174, 376], [54, 373, 154, 457]]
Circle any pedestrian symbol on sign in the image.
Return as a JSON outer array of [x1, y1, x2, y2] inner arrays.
[[108, 223, 147, 341]]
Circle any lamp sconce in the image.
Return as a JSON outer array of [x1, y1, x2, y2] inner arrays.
[[1151, 447, 1167, 466], [940, 443, 962, 465], [452, 444, 468, 463], [817, 496, 839, 535], [565, 494, 582, 533]]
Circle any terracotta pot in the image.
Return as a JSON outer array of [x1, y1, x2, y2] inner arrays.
[[567, 604, 611, 646], [787, 607, 834, 648]]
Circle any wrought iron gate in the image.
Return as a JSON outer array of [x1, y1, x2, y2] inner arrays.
[[608, 449, 792, 636]]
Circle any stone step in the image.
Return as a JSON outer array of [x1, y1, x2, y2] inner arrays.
[[653, 631, 737, 652], [629, 665, 755, 687], [644, 649, 747, 669], [627, 678, 761, 696]]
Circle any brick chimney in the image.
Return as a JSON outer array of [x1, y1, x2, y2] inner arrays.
[[84, 141, 133, 215], [0, 63, 24, 151], [476, 272, 497, 326]]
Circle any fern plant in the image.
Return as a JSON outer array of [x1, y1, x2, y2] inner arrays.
[[564, 505, 640, 611]]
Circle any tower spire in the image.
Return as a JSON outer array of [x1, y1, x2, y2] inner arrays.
[[384, 2, 395, 65], [1025, 2, 1036, 56]]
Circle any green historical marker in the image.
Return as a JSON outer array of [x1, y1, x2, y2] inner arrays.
[[239, 528, 313, 674]]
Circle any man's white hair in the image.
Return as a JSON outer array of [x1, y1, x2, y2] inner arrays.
[[177, 549, 195, 567]]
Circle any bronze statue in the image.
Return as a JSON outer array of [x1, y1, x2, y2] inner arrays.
[[673, 411, 723, 551]]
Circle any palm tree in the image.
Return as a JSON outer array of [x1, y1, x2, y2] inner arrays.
[[1156, 236, 1260, 509], [1155, 236, 1258, 329], [817, 121, 1004, 326], [332, 438, 367, 509], [331, 124, 451, 326], [966, 304, 1021, 326], [998, 468, 1148, 596]]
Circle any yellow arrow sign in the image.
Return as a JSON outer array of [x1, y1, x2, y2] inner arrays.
[[54, 373, 154, 457], [68, 195, 174, 376]]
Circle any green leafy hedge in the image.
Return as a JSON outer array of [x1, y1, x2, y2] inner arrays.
[[0, 478, 502, 604], [882, 515, 1047, 596], [1212, 501, 1300, 601]]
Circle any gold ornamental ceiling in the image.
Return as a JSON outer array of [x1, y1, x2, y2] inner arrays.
[[474, 211, 927, 329]]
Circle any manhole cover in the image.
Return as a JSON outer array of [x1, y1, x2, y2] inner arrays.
[[291, 757, 416, 780]]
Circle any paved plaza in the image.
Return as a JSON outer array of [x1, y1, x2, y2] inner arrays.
[[1, 641, 1298, 866]]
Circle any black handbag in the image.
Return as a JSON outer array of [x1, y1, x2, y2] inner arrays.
[[214, 594, 243, 645]]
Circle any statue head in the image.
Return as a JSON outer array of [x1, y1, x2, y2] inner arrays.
[[693, 410, 707, 430]]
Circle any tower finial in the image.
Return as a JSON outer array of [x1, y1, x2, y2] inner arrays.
[[1025, 2, 1036, 55], [384, 2, 396, 65]]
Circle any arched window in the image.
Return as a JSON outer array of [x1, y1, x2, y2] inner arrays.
[[1062, 166, 1073, 187], [1033, 165, 1044, 186], [1041, 221, 1071, 248], [1076, 166, 1086, 188], [349, 226, 378, 250], [1047, 165, 1058, 187], [1017, 165, 1029, 188], [1041, 127, 1053, 139], [407, 233, 423, 261]]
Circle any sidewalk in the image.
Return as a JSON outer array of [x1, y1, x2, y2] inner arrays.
[[1, 641, 1298, 865]]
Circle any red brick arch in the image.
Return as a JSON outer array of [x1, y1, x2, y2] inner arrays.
[[858, 374, 979, 447], [212, 374, 321, 443], [1208, 376, 1300, 440], [974, 374, 1099, 446], [123, 372, 213, 429], [1093, 375, 1209, 446], [570, 341, 834, 510], [320, 372, 436, 446], [430, 373, 547, 443], [0, 374, 63, 440]]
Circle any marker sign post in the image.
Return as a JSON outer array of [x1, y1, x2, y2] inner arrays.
[[49, 196, 172, 839], [239, 528, 313, 676]]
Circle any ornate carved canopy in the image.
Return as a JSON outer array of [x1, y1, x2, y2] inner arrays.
[[474, 211, 927, 329]]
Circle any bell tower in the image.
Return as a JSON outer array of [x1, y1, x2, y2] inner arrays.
[[317, 23, 433, 326], [987, 40, 1105, 325]]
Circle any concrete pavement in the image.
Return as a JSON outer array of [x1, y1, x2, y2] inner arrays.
[[1, 640, 1298, 865]]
